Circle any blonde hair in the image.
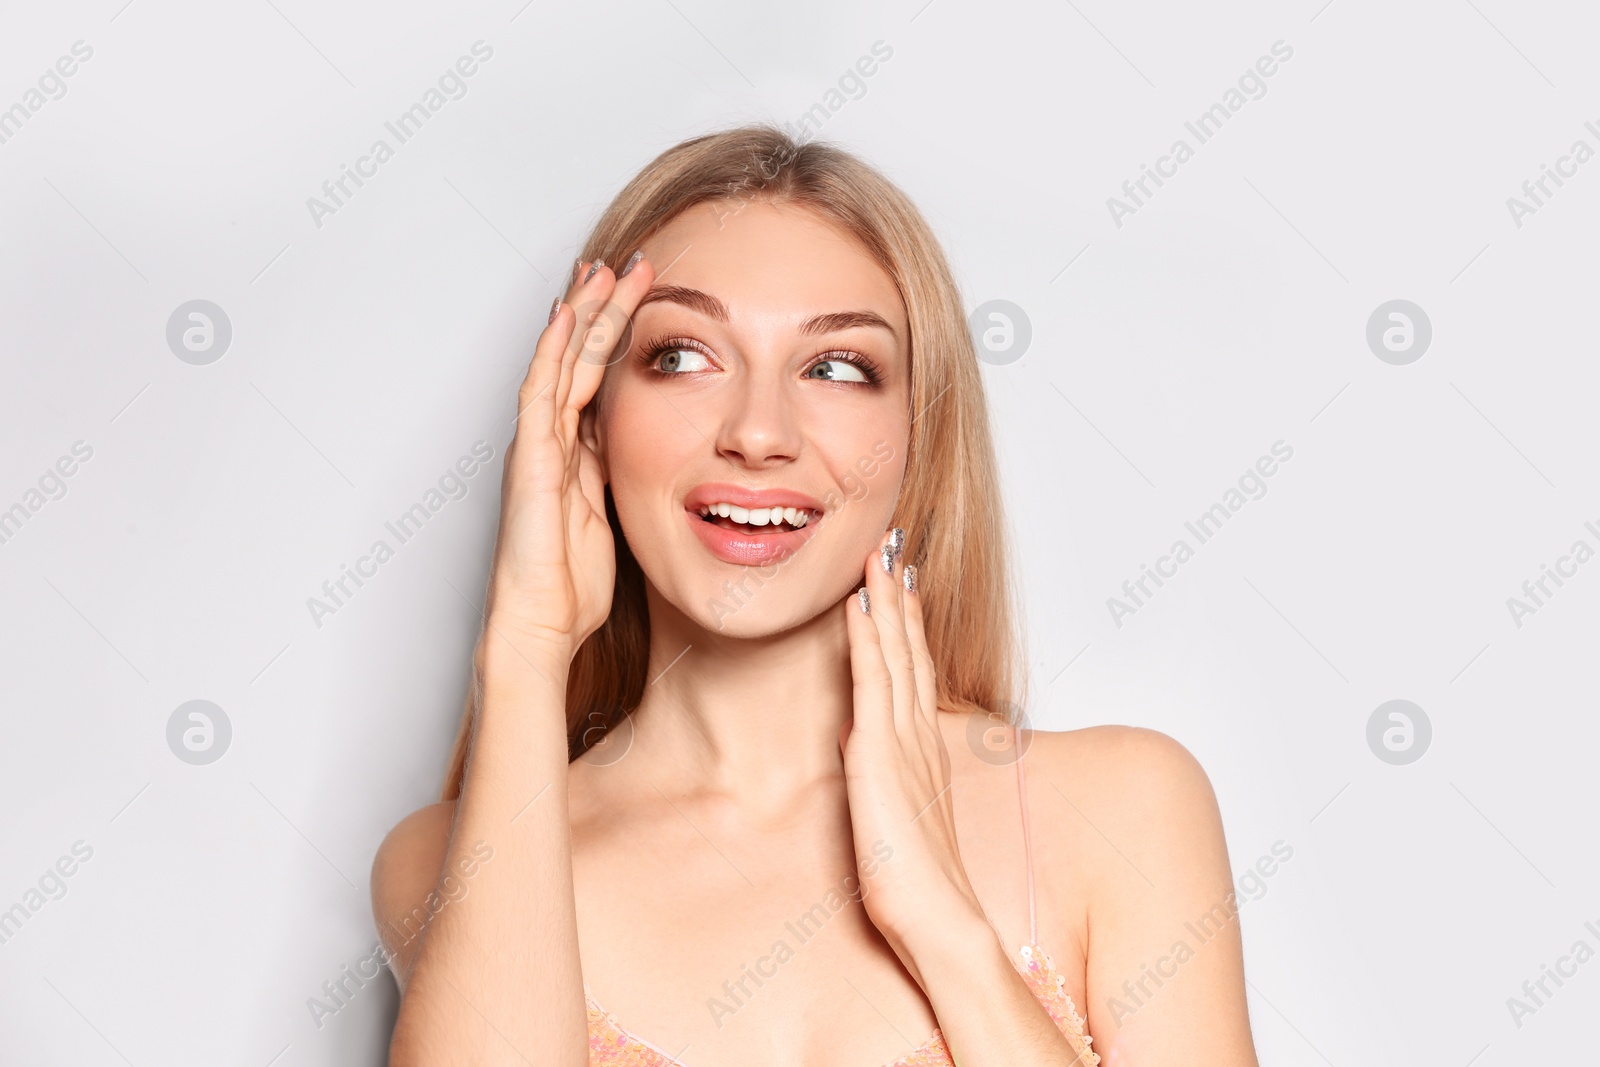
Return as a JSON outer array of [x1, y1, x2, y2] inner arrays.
[[443, 123, 1024, 799]]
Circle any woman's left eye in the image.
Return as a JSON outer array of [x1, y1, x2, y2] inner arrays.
[[805, 358, 869, 383]]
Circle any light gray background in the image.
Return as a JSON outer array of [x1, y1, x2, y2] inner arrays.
[[2, 0, 1596, 1063]]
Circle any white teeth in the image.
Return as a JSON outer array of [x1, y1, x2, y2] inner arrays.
[[697, 502, 814, 528]]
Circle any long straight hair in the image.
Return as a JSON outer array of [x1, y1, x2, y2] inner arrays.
[[443, 124, 1025, 799]]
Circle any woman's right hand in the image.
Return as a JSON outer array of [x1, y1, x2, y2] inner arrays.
[[481, 253, 655, 667]]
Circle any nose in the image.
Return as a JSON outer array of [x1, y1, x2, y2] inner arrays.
[[713, 368, 801, 470]]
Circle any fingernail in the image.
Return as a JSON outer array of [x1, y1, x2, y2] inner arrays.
[[858, 588, 871, 614], [572, 259, 582, 285], [618, 250, 643, 278], [583, 259, 606, 284], [888, 527, 906, 557], [903, 564, 917, 594], [880, 544, 896, 575], [548, 298, 561, 325]]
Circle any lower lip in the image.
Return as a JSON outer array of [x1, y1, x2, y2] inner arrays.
[[686, 509, 821, 567]]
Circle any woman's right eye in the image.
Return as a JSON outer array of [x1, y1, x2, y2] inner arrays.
[[655, 347, 712, 373]]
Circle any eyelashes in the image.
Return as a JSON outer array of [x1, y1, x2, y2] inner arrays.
[[635, 334, 885, 386]]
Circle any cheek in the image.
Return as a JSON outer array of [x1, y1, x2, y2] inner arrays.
[[596, 383, 698, 522], [820, 429, 908, 567], [599, 381, 681, 467], [817, 393, 908, 509]]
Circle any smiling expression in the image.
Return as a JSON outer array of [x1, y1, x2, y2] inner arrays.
[[591, 199, 913, 636]]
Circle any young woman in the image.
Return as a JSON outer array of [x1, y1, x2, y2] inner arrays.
[[371, 125, 1259, 1067]]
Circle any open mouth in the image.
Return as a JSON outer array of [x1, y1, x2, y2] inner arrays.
[[684, 493, 825, 567], [694, 502, 815, 535]]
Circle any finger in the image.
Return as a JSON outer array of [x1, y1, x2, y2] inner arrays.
[[863, 526, 916, 731], [557, 262, 618, 412], [898, 556, 939, 725], [567, 253, 655, 414], [518, 296, 580, 437], [521, 257, 597, 415], [845, 583, 893, 742]]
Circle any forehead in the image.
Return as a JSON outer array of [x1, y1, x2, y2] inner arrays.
[[636, 199, 908, 343]]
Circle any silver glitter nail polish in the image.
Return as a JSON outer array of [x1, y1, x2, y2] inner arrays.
[[548, 297, 560, 325], [618, 250, 643, 278], [858, 587, 871, 614], [903, 564, 917, 594], [880, 544, 896, 575], [583, 259, 606, 283], [888, 527, 906, 557]]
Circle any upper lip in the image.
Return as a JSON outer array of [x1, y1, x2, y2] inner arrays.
[[684, 482, 826, 516]]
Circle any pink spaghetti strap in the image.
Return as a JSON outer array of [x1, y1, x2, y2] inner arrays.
[[1013, 725, 1037, 945]]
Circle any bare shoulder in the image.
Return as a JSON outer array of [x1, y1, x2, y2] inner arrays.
[[370, 800, 457, 989], [1025, 724, 1218, 817], [936, 714, 1212, 836], [1017, 731, 1254, 1059], [1015, 725, 1231, 899]]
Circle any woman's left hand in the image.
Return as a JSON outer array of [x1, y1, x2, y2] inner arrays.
[[841, 527, 990, 987]]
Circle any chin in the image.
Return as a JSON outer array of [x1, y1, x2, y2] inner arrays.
[[631, 528, 857, 640], [701, 589, 828, 638], [661, 553, 844, 638]]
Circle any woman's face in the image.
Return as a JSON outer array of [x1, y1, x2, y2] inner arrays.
[[592, 199, 912, 638]]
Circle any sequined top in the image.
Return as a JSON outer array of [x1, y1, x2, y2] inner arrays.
[[584, 732, 1096, 1066]]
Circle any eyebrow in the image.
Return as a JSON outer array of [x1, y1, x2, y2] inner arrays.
[[637, 285, 898, 339]]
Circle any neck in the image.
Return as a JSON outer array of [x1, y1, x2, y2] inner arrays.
[[623, 581, 854, 808]]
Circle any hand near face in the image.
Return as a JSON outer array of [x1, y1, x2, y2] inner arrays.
[[484, 255, 655, 665], [841, 528, 987, 984]]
